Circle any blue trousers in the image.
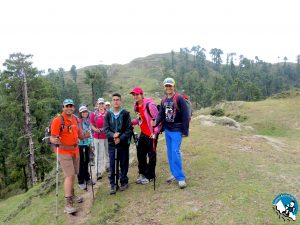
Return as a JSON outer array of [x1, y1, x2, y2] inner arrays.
[[165, 129, 185, 181]]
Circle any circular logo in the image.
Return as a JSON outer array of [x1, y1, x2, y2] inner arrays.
[[273, 193, 298, 221]]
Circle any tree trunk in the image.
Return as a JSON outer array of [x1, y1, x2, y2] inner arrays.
[[92, 82, 95, 106], [22, 69, 37, 185], [23, 165, 28, 192], [1, 155, 8, 185]]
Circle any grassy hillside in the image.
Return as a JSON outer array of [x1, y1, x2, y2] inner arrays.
[[64, 54, 171, 110], [2, 93, 300, 224], [88, 95, 300, 225]]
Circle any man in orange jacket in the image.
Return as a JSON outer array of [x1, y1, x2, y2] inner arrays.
[[50, 99, 87, 214]]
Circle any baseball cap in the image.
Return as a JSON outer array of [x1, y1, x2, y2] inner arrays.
[[63, 99, 75, 106], [97, 98, 105, 103], [130, 87, 144, 95], [79, 106, 88, 113], [105, 101, 111, 106], [163, 77, 176, 87]]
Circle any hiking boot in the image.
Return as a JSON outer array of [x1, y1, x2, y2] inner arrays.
[[86, 180, 96, 185], [110, 186, 116, 195], [72, 189, 83, 203], [78, 183, 87, 190], [178, 180, 187, 189], [136, 174, 145, 184], [119, 183, 128, 191], [140, 177, 149, 185], [96, 173, 102, 180], [64, 196, 77, 214], [166, 175, 176, 183]]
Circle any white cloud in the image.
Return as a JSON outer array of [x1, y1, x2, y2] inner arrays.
[[0, 0, 299, 71]]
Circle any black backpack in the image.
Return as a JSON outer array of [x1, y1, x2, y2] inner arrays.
[[43, 114, 64, 145], [43, 114, 79, 145]]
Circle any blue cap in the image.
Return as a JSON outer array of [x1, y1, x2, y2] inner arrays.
[[63, 99, 74, 106]]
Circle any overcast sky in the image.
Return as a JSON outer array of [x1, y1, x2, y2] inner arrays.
[[0, 0, 299, 71]]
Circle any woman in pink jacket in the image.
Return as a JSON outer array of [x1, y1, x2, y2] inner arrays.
[[130, 87, 162, 184]]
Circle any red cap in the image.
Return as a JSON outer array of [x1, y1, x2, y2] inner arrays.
[[130, 87, 144, 95]]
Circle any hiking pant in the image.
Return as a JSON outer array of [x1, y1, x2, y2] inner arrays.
[[77, 145, 90, 184], [94, 138, 109, 175], [165, 129, 185, 181], [108, 143, 129, 187], [104, 139, 110, 169], [137, 132, 157, 179]]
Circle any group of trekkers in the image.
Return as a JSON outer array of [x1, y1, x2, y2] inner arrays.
[[50, 77, 190, 214]]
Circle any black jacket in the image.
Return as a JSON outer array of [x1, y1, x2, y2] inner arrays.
[[104, 108, 133, 147], [156, 93, 189, 136]]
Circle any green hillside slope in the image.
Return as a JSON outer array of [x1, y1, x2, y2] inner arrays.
[[1, 94, 300, 225], [64, 54, 172, 109]]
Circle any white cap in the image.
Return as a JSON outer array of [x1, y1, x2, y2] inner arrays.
[[97, 98, 105, 103], [79, 106, 88, 113], [105, 101, 111, 106]]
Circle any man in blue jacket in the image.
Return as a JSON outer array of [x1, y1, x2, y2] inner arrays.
[[152, 77, 189, 189], [104, 93, 133, 194]]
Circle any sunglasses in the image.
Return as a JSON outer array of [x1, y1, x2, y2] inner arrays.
[[164, 84, 173, 87], [64, 104, 74, 108]]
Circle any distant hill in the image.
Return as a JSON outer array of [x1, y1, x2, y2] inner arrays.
[[63, 52, 300, 111], [64, 53, 174, 108]]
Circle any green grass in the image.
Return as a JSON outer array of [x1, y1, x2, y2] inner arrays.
[[87, 96, 300, 225], [0, 168, 68, 225], [2, 95, 300, 224]]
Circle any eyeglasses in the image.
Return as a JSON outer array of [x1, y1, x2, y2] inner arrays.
[[64, 104, 74, 108]]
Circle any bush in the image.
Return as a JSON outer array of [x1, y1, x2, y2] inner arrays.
[[210, 108, 225, 117], [234, 114, 247, 122]]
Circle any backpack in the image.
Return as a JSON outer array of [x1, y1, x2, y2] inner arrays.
[[161, 93, 192, 122], [43, 114, 79, 145], [145, 102, 164, 133], [145, 102, 160, 119]]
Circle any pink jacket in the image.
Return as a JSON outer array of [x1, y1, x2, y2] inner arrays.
[[131, 98, 162, 135]]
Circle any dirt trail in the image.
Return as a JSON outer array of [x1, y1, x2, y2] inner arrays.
[[66, 144, 137, 225], [67, 175, 102, 225]]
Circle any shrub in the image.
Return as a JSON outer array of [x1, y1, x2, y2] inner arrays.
[[210, 108, 225, 117]]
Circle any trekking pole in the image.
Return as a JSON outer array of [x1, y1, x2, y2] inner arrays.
[[83, 146, 88, 192], [151, 119, 157, 192], [152, 138, 156, 191], [55, 144, 59, 219], [89, 145, 95, 200], [115, 147, 119, 191]]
